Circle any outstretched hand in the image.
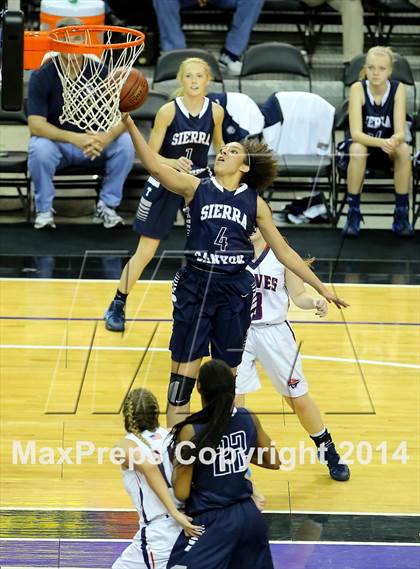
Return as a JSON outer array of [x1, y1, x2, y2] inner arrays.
[[321, 289, 349, 309]]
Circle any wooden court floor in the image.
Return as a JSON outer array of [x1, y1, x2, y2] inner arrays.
[[1, 278, 419, 514]]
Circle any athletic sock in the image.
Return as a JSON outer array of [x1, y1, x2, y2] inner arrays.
[[114, 289, 128, 303], [395, 194, 409, 209], [347, 193, 360, 209], [310, 427, 332, 448], [221, 47, 239, 62]]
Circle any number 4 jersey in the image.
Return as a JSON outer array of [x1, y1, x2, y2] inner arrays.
[[184, 176, 257, 273], [247, 246, 289, 325]]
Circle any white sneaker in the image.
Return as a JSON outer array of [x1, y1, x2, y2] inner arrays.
[[218, 52, 242, 76], [93, 199, 124, 229], [34, 210, 56, 229]]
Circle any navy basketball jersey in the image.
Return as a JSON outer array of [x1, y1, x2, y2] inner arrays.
[[361, 79, 399, 139], [186, 408, 256, 515], [184, 176, 257, 273], [159, 97, 214, 174]]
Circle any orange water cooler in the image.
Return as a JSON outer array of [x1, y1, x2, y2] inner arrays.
[[40, 0, 105, 30]]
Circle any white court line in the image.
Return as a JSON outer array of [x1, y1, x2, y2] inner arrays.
[[0, 278, 418, 288], [0, 507, 418, 516], [1, 344, 418, 369]]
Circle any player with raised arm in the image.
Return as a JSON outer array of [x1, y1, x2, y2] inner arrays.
[[105, 57, 224, 331], [236, 228, 350, 481], [122, 114, 349, 427]]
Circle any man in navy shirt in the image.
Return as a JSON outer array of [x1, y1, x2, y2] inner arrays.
[[27, 17, 134, 229]]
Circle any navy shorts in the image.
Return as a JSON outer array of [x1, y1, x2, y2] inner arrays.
[[133, 176, 184, 240], [336, 138, 392, 178], [167, 499, 274, 569], [169, 265, 256, 368], [133, 168, 211, 240]]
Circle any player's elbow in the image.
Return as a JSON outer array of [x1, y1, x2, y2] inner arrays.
[[173, 483, 191, 502]]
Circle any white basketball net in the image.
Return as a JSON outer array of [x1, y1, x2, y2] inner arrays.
[[49, 26, 145, 132]]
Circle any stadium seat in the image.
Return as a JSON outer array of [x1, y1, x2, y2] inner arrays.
[[261, 91, 335, 221], [152, 49, 225, 93], [412, 107, 420, 229], [207, 92, 265, 142], [374, 0, 420, 42], [0, 107, 31, 220], [239, 42, 312, 94]]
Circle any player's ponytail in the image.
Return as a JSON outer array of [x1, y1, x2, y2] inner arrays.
[[123, 388, 160, 449], [241, 139, 278, 194], [171, 360, 235, 461]]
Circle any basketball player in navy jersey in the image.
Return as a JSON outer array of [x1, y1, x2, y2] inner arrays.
[[340, 46, 413, 237], [121, 113, 349, 427], [168, 359, 280, 569], [105, 58, 224, 331]]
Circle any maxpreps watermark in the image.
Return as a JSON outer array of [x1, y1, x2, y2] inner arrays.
[[11, 440, 409, 470]]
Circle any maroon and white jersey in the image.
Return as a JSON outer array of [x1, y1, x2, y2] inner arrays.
[[247, 246, 289, 325]]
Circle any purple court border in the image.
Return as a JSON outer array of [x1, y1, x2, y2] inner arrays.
[[1, 541, 419, 569]]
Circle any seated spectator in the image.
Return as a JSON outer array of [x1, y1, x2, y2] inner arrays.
[[302, 0, 364, 65], [151, 0, 264, 76], [27, 17, 135, 229], [339, 46, 413, 237]]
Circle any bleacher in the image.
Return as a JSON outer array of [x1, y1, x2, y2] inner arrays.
[[1, 0, 419, 228]]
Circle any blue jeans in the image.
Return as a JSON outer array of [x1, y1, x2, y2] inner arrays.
[[152, 0, 264, 56], [28, 133, 135, 213]]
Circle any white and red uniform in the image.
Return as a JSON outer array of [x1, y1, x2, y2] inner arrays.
[[112, 427, 182, 569], [236, 246, 308, 398]]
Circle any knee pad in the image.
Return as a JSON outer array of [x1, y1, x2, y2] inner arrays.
[[167, 373, 196, 407]]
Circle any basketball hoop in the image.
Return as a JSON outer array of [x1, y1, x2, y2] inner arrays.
[[25, 25, 145, 132]]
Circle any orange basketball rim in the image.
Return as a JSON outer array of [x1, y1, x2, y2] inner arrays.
[[24, 25, 145, 70]]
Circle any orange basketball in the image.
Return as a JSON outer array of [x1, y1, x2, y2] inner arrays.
[[118, 68, 149, 112]]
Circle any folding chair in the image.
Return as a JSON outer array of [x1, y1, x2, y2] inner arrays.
[[239, 42, 312, 94], [207, 92, 265, 142], [261, 91, 335, 221], [0, 107, 31, 220], [412, 107, 420, 228]]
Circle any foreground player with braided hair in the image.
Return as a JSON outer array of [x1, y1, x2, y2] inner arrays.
[[123, 115, 349, 427], [112, 388, 203, 569]]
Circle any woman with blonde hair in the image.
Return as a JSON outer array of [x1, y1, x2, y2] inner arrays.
[[112, 388, 203, 569], [105, 57, 224, 331], [340, 46, 413, 237]]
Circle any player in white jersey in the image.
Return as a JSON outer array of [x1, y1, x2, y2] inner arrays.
[[236, 228, 350, 482], [112, 388, 203, 569]]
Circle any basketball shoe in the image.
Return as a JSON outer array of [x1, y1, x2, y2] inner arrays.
[[104, 299, 126, 332], [93, 200, 124, 229]]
